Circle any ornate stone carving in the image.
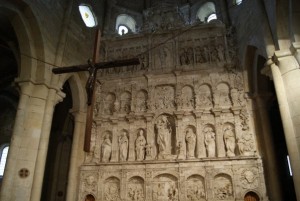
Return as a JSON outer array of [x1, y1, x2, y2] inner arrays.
[[119, 130, 129, 161], [85, 122, 98, 163], [120, 91, 131, 114], [237, 132, 255, 156], [186, 175, 205, 201], [185, 127, 196, 159], [104, 177, 121, 201], [103, 93, 116, 115], [128, 177, 145, 201], [204, 125, 216, 157], [196, 84, 213, 109], [136, 90, 148, 113], [155, 115, 175, 159], [223, 124, 236, 157], [214, 175, 233, 200], [177, 141, 185, 160], [240, 168, 259, 189], [179, 86, 195, 109], [135, 129, 147, 161], [82, 173, 98, 195], [102, 132, 112, 162], [152, 174, 178, 201], [155, 86, 175, 110]]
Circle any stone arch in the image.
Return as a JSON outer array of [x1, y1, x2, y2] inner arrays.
[[223, 122, 237, 156], [103, 92, 116, 115], [127, 176, 145, 200], [180, 85, 195, 109], [136, 89, 148, 112], [186, 174, 206, 200], [213, 173, 234, 199], [196, 84, 213, 108], [185, 125, 197, 159], [154, 114, 177, 158], [116, 14, 137, 34], [215, 82, 231, 107], [0, 1, 47, 83], [120, 91, 132, 114]]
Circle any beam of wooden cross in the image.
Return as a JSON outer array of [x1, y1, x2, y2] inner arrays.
[[52, 29, 140, 152]]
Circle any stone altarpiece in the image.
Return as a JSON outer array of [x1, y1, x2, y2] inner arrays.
[[78, 12, 268, 201]]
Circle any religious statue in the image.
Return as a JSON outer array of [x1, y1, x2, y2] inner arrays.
[[204, 127, 216, 157], [119, 131, 129, 161], [101, 134, 112, 162], [156, 115, 172, 159], [223, 125, 236, 156], [104, 184, 121, 201], [168, 184, 178, 201], [135, 130, 147, 161], [185, 128, 196, 159]]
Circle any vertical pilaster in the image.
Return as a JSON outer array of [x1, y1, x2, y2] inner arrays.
[[145, 114, 155, 159], [128, 117, 135, 161], [110, 119, 119, 162], [195, 111, 205, 158], [213, 109, 225, 157], [66, 111, 86, 201]]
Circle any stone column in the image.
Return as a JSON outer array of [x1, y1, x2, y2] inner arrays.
[[195, 111, 206, 158], [175, 112, 185, 158], [262, 44, 300, 200], [30, 88, 65, 201], [254, 96, 283, 201], [145, 114, 155, 159], [66, 110, 86, 201], [128, 117, 135, 161], [213, 109, 225, 157], [0, 82, 49, 201], [110, 119, 119, 162]]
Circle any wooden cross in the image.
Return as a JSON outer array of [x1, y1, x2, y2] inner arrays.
[[52, 30, 140, 152]]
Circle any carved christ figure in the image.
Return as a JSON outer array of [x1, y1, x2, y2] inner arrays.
[[156, 115, 172, 158], [135, 130, 147, 161]]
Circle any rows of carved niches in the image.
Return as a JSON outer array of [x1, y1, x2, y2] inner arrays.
[[85, 111, 256, 164], [94, 72, 245, 117], [79, 161, 267, 201], [99, 25, 235, 75]]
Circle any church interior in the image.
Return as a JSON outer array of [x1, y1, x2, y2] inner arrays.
[[0, 0, 299, 201]]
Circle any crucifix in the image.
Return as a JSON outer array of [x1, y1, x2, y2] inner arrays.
[[52, 29, 140, 152]]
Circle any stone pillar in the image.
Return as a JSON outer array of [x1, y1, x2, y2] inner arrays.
[[30, 88, 64, 201], [0, 82, 49, 201], [128, 117, 135, 161], [145, 114, 155, 159], [262, 44, 300, 200], [175, 112, 185, 158], [213, 109, 225, 157], [110, 119, 119, 162], [195, 111, 206, 158], [254, 96, 283, 201], [66, 111, 86, 201]]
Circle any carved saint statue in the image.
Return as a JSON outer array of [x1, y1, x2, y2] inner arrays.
[[101, 134, 112, 162], [223, 126, 236, 157], [204, 127, 216, 157], [104, 183, 121, 201], [135, 130, 147, 161], [185, 128, 196, 159], [119, 131, 129, 161], [156, 115, 172, 159]]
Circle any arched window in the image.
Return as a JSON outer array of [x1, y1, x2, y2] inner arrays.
[[116, 14, 136, 36], [196, 2, 218, 23], [234, 0, 243, 5], [0, 144, 9, 177]]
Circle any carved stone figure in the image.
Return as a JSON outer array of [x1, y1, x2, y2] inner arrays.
[[230, 88, 240, 106], [177, 141, 185, 160], [119, 131, 129, 161], [104, 183, 121, 201], [103, 94, 115, 115], [185, 128, 196, 159], [136, 91, 147, 112], [83, 174, 97, 194], [204, 127, 216, 157], [223, 125, 236, 157], [101, 134, 112, 162], [217, 45, 225, 61], [238, 132, 255, 156], [214, 176, 233, 199], [168, 184, 178, 201], [156, 115, 172, 159], [128, 186, 144, 201], [135, 130, 147, 161]]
